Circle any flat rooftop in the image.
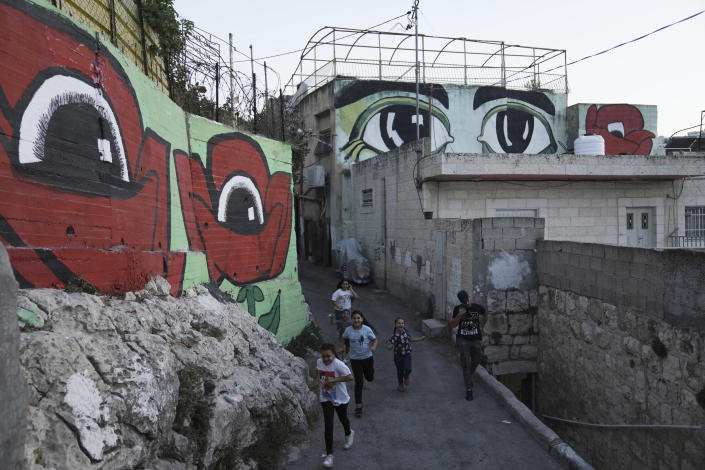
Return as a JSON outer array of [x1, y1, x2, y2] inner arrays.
[[420, 152, 705, 182]]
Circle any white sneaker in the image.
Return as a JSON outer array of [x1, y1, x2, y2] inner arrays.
[[322, 454, 334, 468], [344, 429, 355, 450]]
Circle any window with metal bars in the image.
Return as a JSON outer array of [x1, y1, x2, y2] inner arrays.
[[361, 189, 373, 208], [685, 206, 705, 238]]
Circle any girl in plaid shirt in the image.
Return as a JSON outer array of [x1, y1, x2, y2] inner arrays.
[[386, 317, 426, 392]]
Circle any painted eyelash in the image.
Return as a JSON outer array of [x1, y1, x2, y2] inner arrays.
[[22, 78, 128, 181]]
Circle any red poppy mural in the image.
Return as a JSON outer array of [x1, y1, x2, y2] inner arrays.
[[0, 1, 292, 297], [585, 104, 655, 155], [175, 134, 292, 286]]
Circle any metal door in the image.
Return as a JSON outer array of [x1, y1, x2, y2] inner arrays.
[[626, 207, 654, 247]]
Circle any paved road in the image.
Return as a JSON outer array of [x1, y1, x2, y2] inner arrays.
[[285, 261, 563, 470]]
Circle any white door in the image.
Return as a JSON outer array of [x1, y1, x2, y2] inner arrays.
[[626, 207, 654, 247]]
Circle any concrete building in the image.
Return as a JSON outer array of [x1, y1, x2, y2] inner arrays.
[[288, 28, 705, 260], [351, 139, 705, 315]]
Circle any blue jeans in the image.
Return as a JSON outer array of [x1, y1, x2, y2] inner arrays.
[[456, 336, 482, 391], [394, 353, 412, 385]]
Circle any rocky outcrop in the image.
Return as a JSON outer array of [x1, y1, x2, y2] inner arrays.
[[18, 279, 318, 469]]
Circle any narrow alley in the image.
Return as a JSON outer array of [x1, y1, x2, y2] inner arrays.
[[285, 261, 564, 470]]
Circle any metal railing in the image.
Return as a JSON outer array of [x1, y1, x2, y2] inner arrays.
[[285, 26, 568, 99], [666, 235, 705, 248]]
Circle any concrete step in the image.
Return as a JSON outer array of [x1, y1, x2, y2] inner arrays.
[[421, 318, 447, 338]]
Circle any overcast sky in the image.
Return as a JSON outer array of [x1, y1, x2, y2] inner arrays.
[[173, 0, 704, 137]]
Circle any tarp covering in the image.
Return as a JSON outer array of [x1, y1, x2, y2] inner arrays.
[[333, 238, 371, 284]]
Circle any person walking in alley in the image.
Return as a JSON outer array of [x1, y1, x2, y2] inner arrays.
[[331, 279, 358, 332], [386, 317, 426, 392], [449, 290, 487, 401], [339, 310, 377, 417], [316, 343, 355, 468]]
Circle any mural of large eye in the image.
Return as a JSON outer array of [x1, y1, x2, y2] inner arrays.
[[175, 132, 292, 286], [217, 174, 265, 234], [478, 102, 557, 154], [18, 75, 129, 195], [341, 97, 453, 160]]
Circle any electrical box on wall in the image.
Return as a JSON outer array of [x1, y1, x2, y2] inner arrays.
[[306, 165, 326, 188]]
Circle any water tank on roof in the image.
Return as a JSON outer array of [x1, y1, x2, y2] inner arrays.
[[574, 135, 605, 155]]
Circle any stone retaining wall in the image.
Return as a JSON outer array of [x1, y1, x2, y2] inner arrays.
[[536, 241, 705, 470]]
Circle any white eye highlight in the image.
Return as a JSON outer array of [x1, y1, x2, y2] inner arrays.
[[18, 75, 128, 181], [362, 113, 390, 152], [217, 175, 263, 225], [607, 122, 625, 138]]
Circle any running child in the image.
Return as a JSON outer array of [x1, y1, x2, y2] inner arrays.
[[386, 317, 426, 392], [316, 343, 355, 468]]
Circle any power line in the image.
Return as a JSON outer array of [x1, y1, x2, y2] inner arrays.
[[544, 9, 704, 73], [188, 11, 409, 67]]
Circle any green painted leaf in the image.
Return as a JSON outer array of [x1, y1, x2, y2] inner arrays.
[[253, 287, 264, 302], [257, 292, 281, 334], [236, 287, 248, 303]]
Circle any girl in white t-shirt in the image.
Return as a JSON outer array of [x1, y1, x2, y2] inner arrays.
[[331, 279, 358, 332], [316, 343, 355, 468]]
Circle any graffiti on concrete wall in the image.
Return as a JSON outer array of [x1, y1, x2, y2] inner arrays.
[[334, 79, 566, 161], [585, 104, 655, 155], [0, 0, 301, 338], [335, 81, 454, 161]]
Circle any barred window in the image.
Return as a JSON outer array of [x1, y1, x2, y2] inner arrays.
[[361, 189, 373, 208], [685, 206, 705, 238]]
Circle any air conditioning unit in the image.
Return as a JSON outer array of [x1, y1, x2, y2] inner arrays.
[[306, 165, 326, 188]]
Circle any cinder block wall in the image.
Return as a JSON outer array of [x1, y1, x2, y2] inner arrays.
[[469, 218, 544, 374], [353, 140, 444, 315], [536, 240, 705, 470]]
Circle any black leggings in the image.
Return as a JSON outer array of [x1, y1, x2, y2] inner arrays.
[[321, 401, 351, 454], [350, 357, 374, 405]]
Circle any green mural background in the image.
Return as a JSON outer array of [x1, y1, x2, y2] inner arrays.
[[1, 0, 306, 343]]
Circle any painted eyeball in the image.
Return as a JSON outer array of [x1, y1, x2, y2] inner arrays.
[[217, 173, 265, 235], [341, 97, 453, 160], [18, 74, 129, 194], [478, 102, 557, 154]]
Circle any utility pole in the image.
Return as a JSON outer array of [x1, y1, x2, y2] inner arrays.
[[264, 61, 269, 137], [412, 0, 421, 186], [250, 45, 257, 134], [229, 33, 236, 126]]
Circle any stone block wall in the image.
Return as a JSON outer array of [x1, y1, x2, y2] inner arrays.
[[536, 241, 705, 470], [471, 218, 543, 374]]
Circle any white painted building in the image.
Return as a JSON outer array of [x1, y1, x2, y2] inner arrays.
[[418, 152, 705, 249]]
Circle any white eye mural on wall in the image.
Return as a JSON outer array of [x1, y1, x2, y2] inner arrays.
[[474, 87, 558, 154], [336, 81, 454, 161]]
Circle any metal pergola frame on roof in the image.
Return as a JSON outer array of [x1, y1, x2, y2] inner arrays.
[[285, 26, 568, 100]]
